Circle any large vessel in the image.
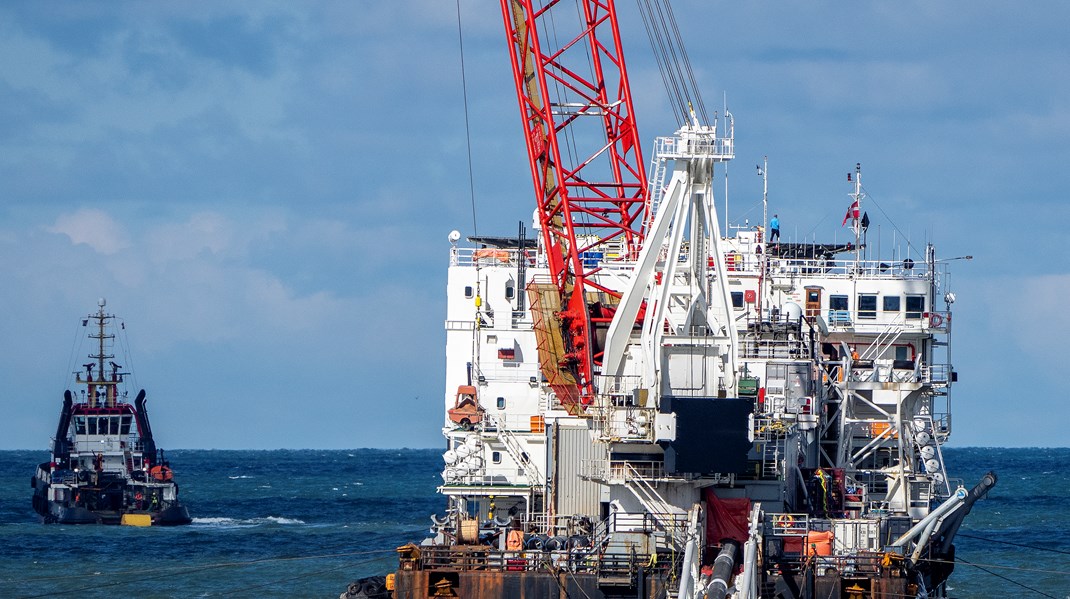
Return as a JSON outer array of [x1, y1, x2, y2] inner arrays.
[[360, 2, 994, 598], [31, 299, 191, 526]]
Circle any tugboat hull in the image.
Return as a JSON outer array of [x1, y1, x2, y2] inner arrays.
[[153, 504, 193, 526], [32, 468, 192, 526]]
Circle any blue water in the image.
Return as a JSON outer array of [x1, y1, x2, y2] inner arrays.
[[0, 448, 1066, 598]]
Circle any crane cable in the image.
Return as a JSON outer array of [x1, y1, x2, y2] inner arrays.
[[454, 0, 478, 236], [635, 0, 688, 126], [635, 0, 709, 127]]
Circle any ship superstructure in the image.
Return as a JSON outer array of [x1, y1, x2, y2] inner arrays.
[[379, 1, 993, 597], [31, 299, 191, 526]]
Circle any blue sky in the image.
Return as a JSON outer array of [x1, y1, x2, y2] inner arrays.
[[1, 2, 1066, 449]]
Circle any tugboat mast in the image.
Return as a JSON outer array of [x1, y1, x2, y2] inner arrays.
[[76, 298, 120, 408]]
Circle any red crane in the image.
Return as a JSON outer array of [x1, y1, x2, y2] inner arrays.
[[500, 0, 648, 413]]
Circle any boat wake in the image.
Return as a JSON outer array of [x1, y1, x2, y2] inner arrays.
[[193, 516, 306, 527]]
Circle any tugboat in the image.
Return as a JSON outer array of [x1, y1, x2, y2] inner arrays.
[[31, 299, 191, 526]]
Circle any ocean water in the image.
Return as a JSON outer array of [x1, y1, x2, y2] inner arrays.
[[0, 448, 1066, 598], [0, 449, 443, 598]]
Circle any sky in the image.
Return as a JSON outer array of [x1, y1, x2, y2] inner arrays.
[[1, 1, 1067, 449]]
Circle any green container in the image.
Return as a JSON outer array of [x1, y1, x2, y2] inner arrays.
[[738, 376, 759, 396]]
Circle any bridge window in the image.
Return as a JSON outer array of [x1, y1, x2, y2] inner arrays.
[[906, 295, 926, 319], [88, 418, 97, 435], [121, 415, 132, 435], [858, 294, 877, 319], [883, 295, 901, 312], [75, 416, 86, 435]]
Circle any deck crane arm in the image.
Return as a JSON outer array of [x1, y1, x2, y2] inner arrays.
[[499, 0, 649, 413]]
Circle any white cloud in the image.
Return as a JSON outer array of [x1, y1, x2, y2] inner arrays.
[[47, 208, 129, 254], [147, 209, 286, 263]]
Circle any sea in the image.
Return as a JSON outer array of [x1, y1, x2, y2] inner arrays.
[[0, 447, 1066, 598]]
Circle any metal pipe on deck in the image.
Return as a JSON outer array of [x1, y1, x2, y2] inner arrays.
[[705, 540, 740, 599], [910, 513, 943, 563], [892, 486, 967, 547]]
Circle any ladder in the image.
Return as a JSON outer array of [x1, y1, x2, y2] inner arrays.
[[623, 462, 687, 549], [483, 414, 544, 489]]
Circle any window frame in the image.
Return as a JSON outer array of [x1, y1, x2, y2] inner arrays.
[[905, 295, 926, 319], [858, 294, 877, 319], [883, 295, 901, 313]]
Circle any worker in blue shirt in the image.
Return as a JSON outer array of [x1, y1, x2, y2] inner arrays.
[[770, 214, 780, 242]]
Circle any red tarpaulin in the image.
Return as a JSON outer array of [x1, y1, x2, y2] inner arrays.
[[704, 488, 750, 545]]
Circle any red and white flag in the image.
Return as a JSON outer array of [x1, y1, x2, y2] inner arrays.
[[842, 199, 859, 226]]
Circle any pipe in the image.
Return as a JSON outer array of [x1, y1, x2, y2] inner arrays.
[[934, 471, 997, 554], [910, 513, 943, 563], [892, 486, 966, 547], [737, 536, 758, 599], [706, 540, 740, 599], [677, 506, 701, 599]]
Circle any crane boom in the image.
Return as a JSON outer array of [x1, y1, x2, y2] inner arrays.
[[500, 0, 648, 412]]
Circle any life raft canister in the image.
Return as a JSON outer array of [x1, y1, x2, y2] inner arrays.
[[506, 528, 525, 551]]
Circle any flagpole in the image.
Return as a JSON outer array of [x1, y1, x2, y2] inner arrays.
[[853, 163, 862, 273], [759, 156, 768, 321]]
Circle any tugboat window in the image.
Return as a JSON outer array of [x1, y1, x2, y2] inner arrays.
[[88, 418, 97, 435], [883, 295, 901, 312], [906, 295, 925, 319], [75, 416, 86, 435], [110, 417, 120, 435], [121, 415, 132, 435]]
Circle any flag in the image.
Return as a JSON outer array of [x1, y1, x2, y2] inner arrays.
[[842, 199, 859, 226]]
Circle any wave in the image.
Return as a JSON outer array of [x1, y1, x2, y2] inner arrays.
[[227, 475, 255, 479], [192, 516, 307, 527]]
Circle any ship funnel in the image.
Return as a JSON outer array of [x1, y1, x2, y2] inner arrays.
[[52, 390, 75, 456], [134, 389, 158, 463]]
